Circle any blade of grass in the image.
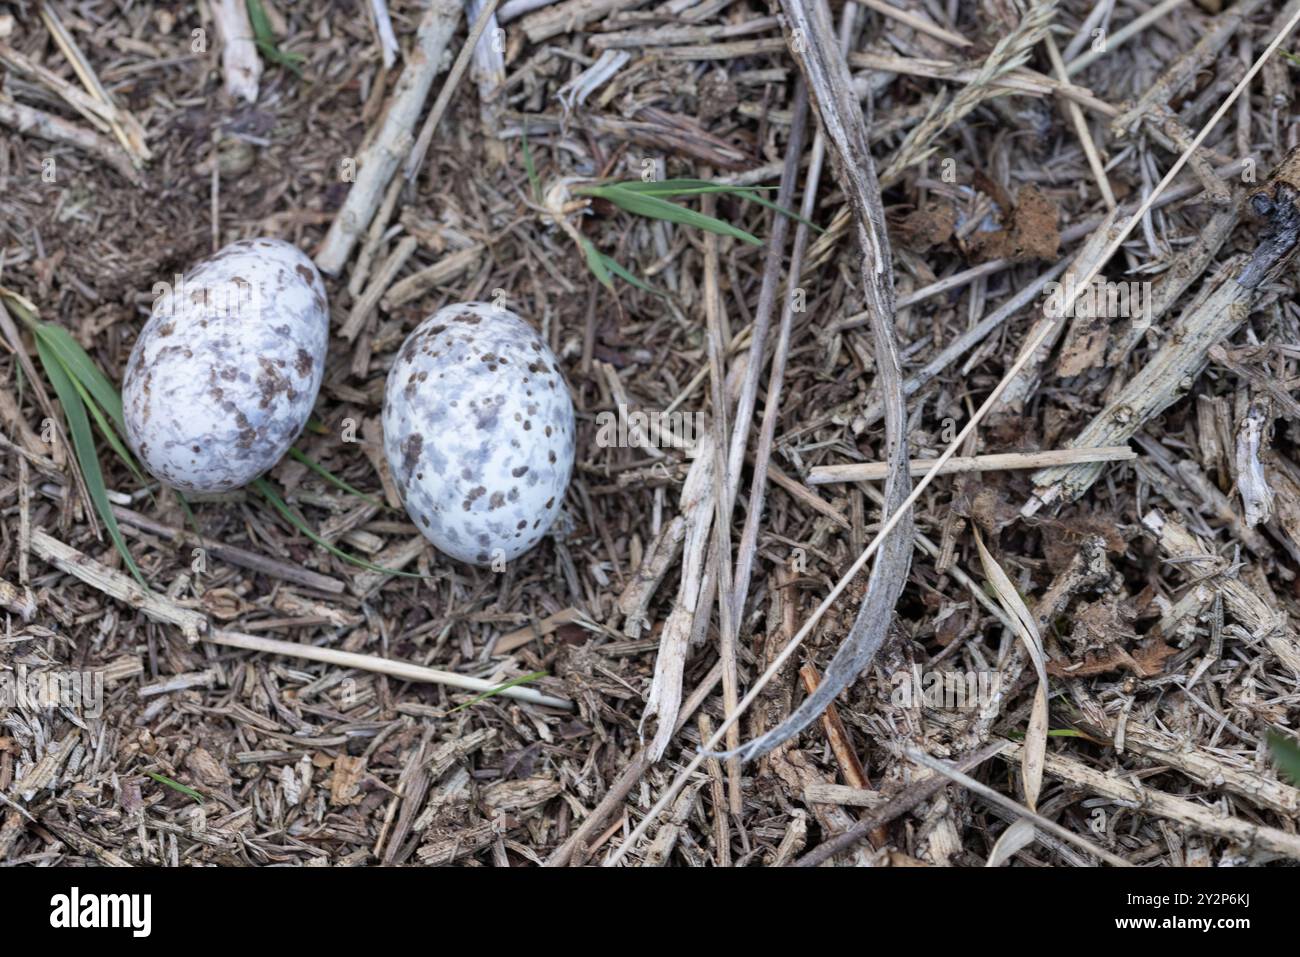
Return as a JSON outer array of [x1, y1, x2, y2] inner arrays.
[[617, 178, 777, 193], [599, 252, 666, 297], [287, 447, 387, 509], [583, 179, 822, 232], [34, 335, 146, 586], [521, 126, 541, 204], [145, 770, 205, 804], [449, 671, 548, 713], [3, 294, 140, 476], [579, 236, 614, 291], [575, 184, 763, 245], [246, 0, 305, 76], [60, 361, 148, 487], [252, 478, 432, 577], [579, 238, 666, 296], [31, 323, 126, 430]]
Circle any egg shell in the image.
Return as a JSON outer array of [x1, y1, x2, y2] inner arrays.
[[122, 238, 330, 493], [383, 303, 576, 565]]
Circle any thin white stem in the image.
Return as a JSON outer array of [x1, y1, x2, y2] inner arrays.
[[808, 446, 1135, 483], [209, 630, 574, 710]]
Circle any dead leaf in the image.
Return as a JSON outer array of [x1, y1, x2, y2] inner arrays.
[[969, 185, 1060, 263]]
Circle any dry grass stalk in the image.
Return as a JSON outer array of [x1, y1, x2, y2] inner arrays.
[[807, 446, 1135, 483]]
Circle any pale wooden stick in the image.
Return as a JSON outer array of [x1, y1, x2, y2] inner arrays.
[[403, 0, 502, 181], [28, 526, 569, 708], [342, 235, 418, 342], [0, 98, 140, 184], [984, 736, 1300, 861], [1025, 259, 1252, 511], [314, 0, 462, 275], [1111, 0, 1266, 132], [0, 41, 116, 132], [211, 0, 262, 103], [0, 576, 36, 621], [369, 0, 400, 68], [208, 630, 573, 709], [31, 528, 206, 643], [808, 446, 1135, 484], [381, 244, 484, 308]]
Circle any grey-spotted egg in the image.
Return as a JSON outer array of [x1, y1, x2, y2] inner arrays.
[[122, 238, 330, 493], [383, 303, 576, 565]]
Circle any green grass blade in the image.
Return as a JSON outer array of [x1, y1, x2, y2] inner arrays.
[[580, 238, 666, 296], [176, 492, 204, 541], [614, 178, 775, 196], [1269, 731, 1300, 786], [599, 252, 665, 296], [721, 188, 822, 233], [145, 771, 205, 804], [449, 671, 547, 713], [580, 179, 822, 233], [579, 237, 614, 291], [576, 184, 763, 245], [634, 182, 820, 232], [62, 363, 149, 487], [32, 323, 126, 430], [253, 478, 431, 578], [34, 335, 146, 586], [246, 0, 305, 75], [520, 126, 541, 204], [288, 447, 387, 510]]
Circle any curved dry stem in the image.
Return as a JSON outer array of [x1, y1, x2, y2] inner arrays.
[[706, 0, 913, 762]]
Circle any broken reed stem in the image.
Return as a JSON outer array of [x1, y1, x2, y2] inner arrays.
[[30, 528, 206, 642], [211, 0, 261, 103], [984, 734, 1300, 861], [808, 446, 1136, 484], [607, 3, 1300, 868], [0, 98, 140, 185], [726, 90, 815, 630]]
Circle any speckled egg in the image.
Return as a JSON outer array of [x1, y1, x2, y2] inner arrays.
[[383, 303, 576, 565], [122, 238, 329, 493]]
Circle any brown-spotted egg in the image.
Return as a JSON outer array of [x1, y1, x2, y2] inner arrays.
[[122, 238, 329, 493], [383, 303, 576, 565]]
